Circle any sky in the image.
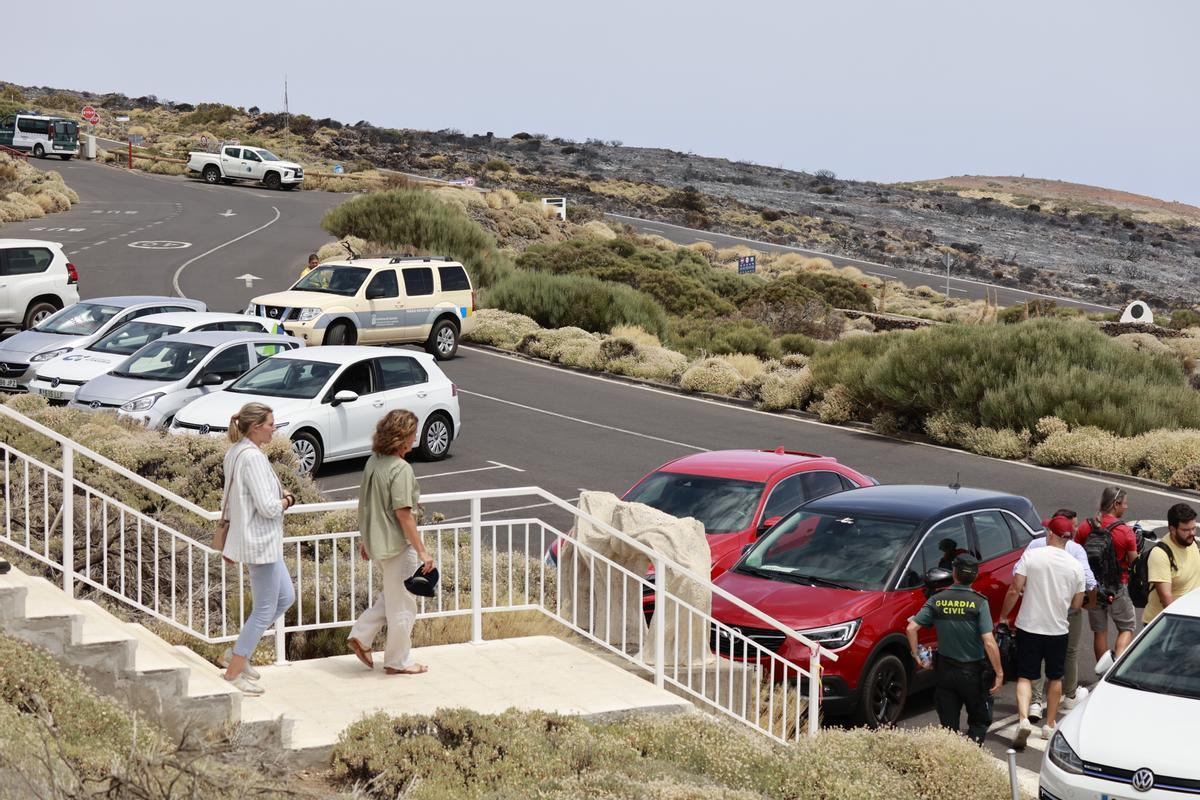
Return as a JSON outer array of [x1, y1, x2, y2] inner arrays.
[[8, 0, 1199, 203]]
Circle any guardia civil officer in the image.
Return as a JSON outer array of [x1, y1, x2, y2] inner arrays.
[[906, 554, 1004, 744]]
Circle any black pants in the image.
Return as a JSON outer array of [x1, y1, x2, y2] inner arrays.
[[934, 656, 992, 745]]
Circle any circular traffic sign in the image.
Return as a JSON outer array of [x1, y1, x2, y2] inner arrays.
[[82, 105, 96, 118], [128, 240, 192, 250]]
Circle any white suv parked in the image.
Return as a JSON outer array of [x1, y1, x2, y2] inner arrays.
[[0, 239, 80, 330]]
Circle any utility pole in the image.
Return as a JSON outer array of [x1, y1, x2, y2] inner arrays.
[[944, 252, 953, 298], [283, 75, 289, 158]]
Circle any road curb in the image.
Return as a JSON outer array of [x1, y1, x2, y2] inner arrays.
[[464, 343, 1200, 500]]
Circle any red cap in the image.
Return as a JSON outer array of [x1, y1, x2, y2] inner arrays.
[[1045, 516, 1074, 537]]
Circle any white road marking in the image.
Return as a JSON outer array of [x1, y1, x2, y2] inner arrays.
[[458, 388, 707, 452], [319, 462, 526, 495], [441, 496, 581, 523], [171, 206, 281, 297], [486, 460, 525, 472], [462, 346, 1197, 503]]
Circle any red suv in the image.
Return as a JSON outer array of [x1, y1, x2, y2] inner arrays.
[[551, 448, 874, 581], [711, 484, 1043, 727]]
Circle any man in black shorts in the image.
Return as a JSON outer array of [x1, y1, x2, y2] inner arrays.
[[999, 519, 1085, 748]]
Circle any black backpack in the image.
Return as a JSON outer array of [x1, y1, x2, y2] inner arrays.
[[1082, 517, 1124, 605], [1128, 540, 1175, 608]]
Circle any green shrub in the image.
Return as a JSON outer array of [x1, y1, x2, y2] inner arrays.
[[740, 276, 843, 338], [484, 158, 512, 172], [487, 271, 670, 340], [778, 333, 820, 356], [179, 103, 239, 128], [670, 317, 779, 359], [787, 272, 874, 311], [809, 320, 1200, 436], [322, 188, 514, 288], [1168, 309, 1200, 330]]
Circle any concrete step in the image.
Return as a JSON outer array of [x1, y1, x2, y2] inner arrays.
[[168, 644, 293, 747]]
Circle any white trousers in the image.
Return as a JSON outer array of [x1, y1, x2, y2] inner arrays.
[[348, 548, 419, 670]]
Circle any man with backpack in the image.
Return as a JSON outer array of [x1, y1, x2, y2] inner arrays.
[[1140, 503, 1200, 623], [1074, 487, 1138, 661]]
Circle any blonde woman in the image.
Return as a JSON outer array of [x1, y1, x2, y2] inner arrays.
[[347, 410, 435, 675], [218, 402, 297, 694]]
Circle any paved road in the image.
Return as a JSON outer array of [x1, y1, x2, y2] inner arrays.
[[3, 158, 345, 312], [607, 212, 1117, 313]]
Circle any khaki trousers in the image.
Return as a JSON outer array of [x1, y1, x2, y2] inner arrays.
[[348, 548, 420, 670], [1033, 606, 1084, 704]]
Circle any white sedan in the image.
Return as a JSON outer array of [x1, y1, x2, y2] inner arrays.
[[170, 346, 461, 474], [1039, 588, 1200, 799]]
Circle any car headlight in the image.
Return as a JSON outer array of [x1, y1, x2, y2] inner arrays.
[[244, 302, 258, 315], [1048, 730, 1084, 775], [120, 393, 163, 412], [296, 307, 322, 322], [31, 348, 72, 363], [797, 619, 861, 650]]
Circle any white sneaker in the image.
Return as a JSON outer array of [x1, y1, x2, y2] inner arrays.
[[223, 674, 264, 696], [217, 647, 260, 681], [1028, 702, 1043, 723], [1042, 723, 1056, 740], [1061, 686, 1089, 709], [1014, 718, 1032, 749]]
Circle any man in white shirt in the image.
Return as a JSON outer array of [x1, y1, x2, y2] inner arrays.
[[1014, 510, 1098, 723], [999, 516, 1085, 749]]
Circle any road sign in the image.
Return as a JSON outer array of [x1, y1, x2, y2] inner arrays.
[[128, 134, 144, 145], [114, 115, 130, 123], [332, 164, 344, 174], [737, 255, 757, 274], [81, 105, 96, 119], [200, 135, 209, 147]]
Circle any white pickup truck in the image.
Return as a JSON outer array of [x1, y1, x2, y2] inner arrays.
[[185, 144, 304, 190]]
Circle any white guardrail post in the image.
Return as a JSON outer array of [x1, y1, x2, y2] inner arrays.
[[470, 496, 483, 644], [61, 443, 74, 596], [653, 555, 666, 689], [274, 622, 287, 665], [808, 645, 821, 737]]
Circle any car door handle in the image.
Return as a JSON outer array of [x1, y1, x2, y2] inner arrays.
[[372, 400, 385, 408], [417, 391, 428, 398]]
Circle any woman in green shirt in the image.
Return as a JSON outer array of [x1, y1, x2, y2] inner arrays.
[[346, 410, 435, 674]]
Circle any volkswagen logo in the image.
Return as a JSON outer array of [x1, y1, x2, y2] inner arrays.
[[199, 424, 211, 436], [50, 377, 61, 388], [1131, 768, 1155, 792], [90, 401, 101, 410]]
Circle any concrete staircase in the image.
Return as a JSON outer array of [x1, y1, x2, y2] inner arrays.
[[0, 565, 292, 747]]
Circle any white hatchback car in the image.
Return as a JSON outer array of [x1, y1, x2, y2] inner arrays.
[[1039, 588, 1200, 799], [0, 239, 81, 330], [29, 312, 283, 403], [69, 331, 302, 429], [0, 296, 206, 392], [170, 346, 461, 474]]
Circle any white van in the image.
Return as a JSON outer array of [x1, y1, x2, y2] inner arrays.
[[0, 113, 80, 160]]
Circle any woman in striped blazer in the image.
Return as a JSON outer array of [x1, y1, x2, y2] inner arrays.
[[218, 402, 296, 695]]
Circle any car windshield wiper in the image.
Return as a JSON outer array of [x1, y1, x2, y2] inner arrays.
[[1107, 674, 1159, 693], [787, 573, 855, 590], [733, 564, 777, 580], [109, 371, 159, 380]]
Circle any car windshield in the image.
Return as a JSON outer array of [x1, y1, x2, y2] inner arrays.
[[252, 148, 280, 161], [293, 266, 369, 296], [738, 511, 919, 591], [227, 358, 338, 399], [623, 471, 765, 534], [1107, 613, 1200, 700], [87, 322, 183, 356], [35, 303, 123, 336], [111, 341, 212, 382]]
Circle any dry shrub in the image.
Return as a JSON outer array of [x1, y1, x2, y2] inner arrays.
[[610, 325, 661, 347], [0, 191, 45, 223], [849, 316, 876, 332], [1031, 426, 1136, 473], [719, 353, 766, 381], [579, 219, 618, 241], [680, 358, 745, 396], [0, 154, 78, 222], [484, 188, 520, 209], [756, 366, 814, 411], [871, 411, 902, 436], [838, 328, 873, 341], [1168, 463, 1200, 490], [464, 308, 542, 349], [1115, 332, 1171, 355], [517, 326, 598, 361], [810, 384, 855, 424], [957, 426, 1031, 460], [687, 240, 716, 259], [557, 339, 607, 371], [315, 235, 367, 262], [607, 342, 689, 383], [1035, 415, 1070, 440]]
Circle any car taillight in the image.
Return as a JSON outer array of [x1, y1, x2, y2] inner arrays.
[[66, 263, 78, 284], [451, 383, 458, 397]]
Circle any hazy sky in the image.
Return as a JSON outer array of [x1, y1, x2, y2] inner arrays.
[[9, 1, 1198, 203]]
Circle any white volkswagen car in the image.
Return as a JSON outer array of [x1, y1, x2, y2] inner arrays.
[[1039, 588, 1200, 799], [0, 297, 206, 392], [68, 332, 302, 429], [29, 312, 283, 403], [170, 346, 461, 474]]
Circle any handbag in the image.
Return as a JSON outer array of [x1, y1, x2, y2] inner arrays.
[[214, 448, 253, 554]]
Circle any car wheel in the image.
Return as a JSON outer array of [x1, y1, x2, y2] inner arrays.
[[23, 300, 58, 330], [323, 321, 357, 346], [426, 319, 459, 360], [857, 654, 908, 728], [33, 144, 45, 159], [263, 171, 281, 190], [202, 165, 221, 184], [417, 413, 453, 461], [291, 431, 323, 475]]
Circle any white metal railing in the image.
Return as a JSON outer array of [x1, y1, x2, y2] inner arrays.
[[0, 404, 836, 741]]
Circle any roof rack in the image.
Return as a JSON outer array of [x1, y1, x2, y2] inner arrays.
[[386, 255, 452, 264]]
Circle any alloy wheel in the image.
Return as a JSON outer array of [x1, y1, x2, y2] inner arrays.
[[425, 418, 450, 456], [292, 438, 317, 474]]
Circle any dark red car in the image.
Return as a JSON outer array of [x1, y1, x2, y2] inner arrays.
[[711, 484, 1043, 727], [549, 448, 874, 584]]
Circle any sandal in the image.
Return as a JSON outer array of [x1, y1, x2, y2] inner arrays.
[[384, 664, 428, 675], [347, 637, 374, 669]]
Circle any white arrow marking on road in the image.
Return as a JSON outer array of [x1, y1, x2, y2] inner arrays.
[[236, 273, 262, 288], [219, 209, 237, 218]]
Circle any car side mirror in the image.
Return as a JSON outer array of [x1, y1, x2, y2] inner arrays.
[[331, 389, 358, 406], [757, 515, 782, 535], [923, 567, 954, 598], [366, 286, 388, 300], [200, 373, 224, 387], [1095, 649, 1115, 677]]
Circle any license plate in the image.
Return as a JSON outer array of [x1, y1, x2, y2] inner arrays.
[[35, 387, 71, 401], [0, 378, 18, 389]]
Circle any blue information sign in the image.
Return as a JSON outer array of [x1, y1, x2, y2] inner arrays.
[[737, 255, 757, 274]]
